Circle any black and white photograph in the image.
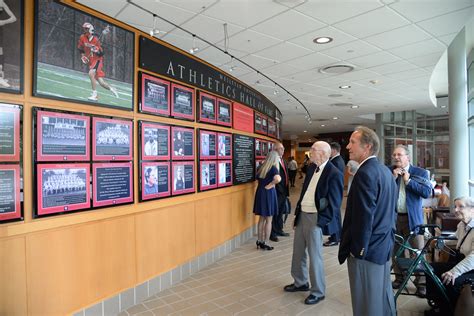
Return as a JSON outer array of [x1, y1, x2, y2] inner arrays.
[[199, 160, 217, 191], [36, 163, 90, 216], [267, 118, 276, 137], [93, 162, 133, 207], [199, 92, 216, 123], [171, 126, 194, 160], [218, 160, 232, 187], [93, 117, 132, 161], [261, 115, 268, 135], [255, 112, 263, 134], [171, 83, 194, 120], [171, 161, 194, 195], [141, 162, 170, 200], [36, 110, 90, 161], [34, 0, 134, 110], [140, 72, 170, 116], [141, 122, 170, 161], [217, 98, 231, 127], [199, 130, 216, 160], [217, 133, 232, 159]]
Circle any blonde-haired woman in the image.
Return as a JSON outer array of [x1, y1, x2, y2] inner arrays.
[[254, 150, 281, 250]]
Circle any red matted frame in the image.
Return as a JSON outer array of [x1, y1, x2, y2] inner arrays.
[[199, 160, 217, 191], [141, 161, 170, 200], [171, 126, 195, 160], [0, 164, 21, 221], [141, 121, 170, 161], [216, 98, 232, 127], [217, 160, 232, 187], [261, 141, 269, 157], [140, 72, 170, 116], [255, 159, 264, 176], [198, 92, 217, 124], [36, 110, 90, 162], [255, 139, 262, 158], [92, 162, 133, 207], [92, 117, 133, 161], [261, 115, 268, 135], [0, 105, 20, 162], [217, 132, 232, 160], [36, 163, 90, 216], [254, 112, 263, 134], [268, 142, 275, 152], [267, 118, 277, 138], [199, 129, 217, 160], [171, 161, 195, 195], [171, 83, 195, 121]]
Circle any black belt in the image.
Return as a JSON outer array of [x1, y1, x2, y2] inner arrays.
[[397, 213, 408, 216]]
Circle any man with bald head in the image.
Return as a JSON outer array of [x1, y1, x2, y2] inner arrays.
[[284, 141, 343, 305]]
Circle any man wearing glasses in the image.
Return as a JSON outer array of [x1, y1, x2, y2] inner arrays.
[[391, 144, 432, 297]]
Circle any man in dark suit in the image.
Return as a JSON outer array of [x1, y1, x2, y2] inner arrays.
[[338, 126, 397, 316], [391, 144, 432, 297], [270, 142, 290, 242], [284, 141, 343, 305], [324, 142, 345, 247]]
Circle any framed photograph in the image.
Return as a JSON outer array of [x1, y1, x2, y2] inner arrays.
[[92, 162, 133, 207], [0, 164, 21, 222], [255, 139, 262, 158], [268, 118, 276, 138], [261, 141, 268, 157], [141, 121, 170, 161], [218, 160, 232, 187], [34, 0, 134, 110], [92, 117, 132, 161], [36, 163, 90, 216], [0, 103, 21, 162], [217, 133, 232, 160], [216, 98, 232, 127], [198, 130, 216, 160], [198, 92, 216, 124], [171, 126, 194, 160], [36, 110, 90, 162], [171, 161, 194, 195], [171, 83, 194, 121], [141, 161, 170, 200], [268, 142, 274, 152], [254, 112, 263, 134], [261, 115, 268, 135], [139, 72, 170, 116], [0, 0, 23, 94], [199, 160, 217, 191]]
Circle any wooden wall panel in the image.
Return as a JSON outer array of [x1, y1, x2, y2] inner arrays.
[[195, 194, 233, 255], [231, 185, 256, 236], [26, 217, 136, 316], [0, 237, 27, 316], [135, 202, 196, 281]]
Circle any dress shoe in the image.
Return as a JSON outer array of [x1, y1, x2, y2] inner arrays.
[[269, 236, 279, 242], [283, 283, 310, 292], [277, 232, 290, 237], [323, 241, 338, 247], [304, 294, 325, 305], [392, 280, 402, 289]]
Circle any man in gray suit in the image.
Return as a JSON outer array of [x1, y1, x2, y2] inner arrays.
[[284, 141, 343, 305]]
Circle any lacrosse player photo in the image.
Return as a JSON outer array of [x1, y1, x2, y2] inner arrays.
[[34, 0, 134, 110]]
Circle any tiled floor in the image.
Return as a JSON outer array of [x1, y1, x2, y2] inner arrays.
[[123, 177, 431, 316]]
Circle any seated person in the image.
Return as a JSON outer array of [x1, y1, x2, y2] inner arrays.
[[425, 196, 474, 316]]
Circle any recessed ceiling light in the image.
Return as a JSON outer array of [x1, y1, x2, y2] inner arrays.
[[339, 85, 351, 89], [313, 37, 333, 44], [328, 93, 343, 98], [320, 65, 354, 74], [440, 105, 447, 108], [332, 117, 339, 120], [351, 105, 360, 109], [321, 124, 325, 127], [369, 79, 379, 84], [303, 130, 307, 133]]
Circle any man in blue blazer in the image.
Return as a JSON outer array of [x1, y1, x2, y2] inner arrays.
[[391, 145, 432, 296], [338, 126, 397, 316], [284, 141, 343, 305]]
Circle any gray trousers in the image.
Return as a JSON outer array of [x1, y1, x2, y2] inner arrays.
[[290, 212, 325, 298], [347, 257, 396, 316]]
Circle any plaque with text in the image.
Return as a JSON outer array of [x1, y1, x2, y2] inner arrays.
[[218, 160, 232, 187], [141, 121, 170, 161], [171, 161, 195, 195], [0, 104, 20, 162], [140, 72, 170, 116], [217, 98, 232, 127], [199, 160, 217, 191], [92, 117, 133, 161], [198, 92, 216, 124], [232, 134, 255, 185], [233, 102, 253, 133], [171, 83, 194, 121], [141, 161, 170, 200], [93, 162, 133, 207], [0, 164, 21, 222], [171, 126, 194, 160]]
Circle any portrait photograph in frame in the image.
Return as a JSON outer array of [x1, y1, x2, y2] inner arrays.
[[216, 98, 232, 127], [141, 161, 170, 201], [217, 132, 232, 160], [34, 0, 134, 110], [171, 161, 194, 196], [92, 116, 133, 161], [198, 129, 216, 160], [36, 109, 90, 162], [36, 163, 90, 216], [254, 112, 263, 134], [0, 164, 21, 222], [261, 115, 268, 135], [139, 72, 170, 116], [267, 118, 276, 138], [217, 160, 232, 187], [171, 83, 194, 121], [140, 121, 170, 161], [0, 103, 21, 162], [171, 126, 194, 160], [198, 91, 216, 124], [199, 160, 217, 192], [92, 162, 133, 207]]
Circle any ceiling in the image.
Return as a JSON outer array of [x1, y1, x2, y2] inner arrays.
[[77, 0, 474, 139]]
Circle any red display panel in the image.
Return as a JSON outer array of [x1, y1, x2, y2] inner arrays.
[[36, 163, 90, 216], [140, 72, 170, 116], [217, 133, 232, 160], [198, 92, 217, 124], [199, 130, 217, 160], [0, 164, 21, 221], [267, 118, 277, 138], [92, 117, 133, 161], [141, 162, 170, 200], [232, 102, 253, 133], [141, 122, 170, 161], [93, 162, 133, 207], [171, 126, 195, 160], [171, 161, 195, 195], [171, 83, 195, 121], [217, 160, 232, 187], [199, 160, 217, 191], [0, 104, 20, 162], [36, 110, 90, 162], [216, 98, 232, 127]]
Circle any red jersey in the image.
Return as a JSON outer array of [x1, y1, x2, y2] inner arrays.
[[77, 33, 105, 78]]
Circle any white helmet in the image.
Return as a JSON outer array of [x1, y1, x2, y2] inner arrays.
[[82, 22, 94, 34]]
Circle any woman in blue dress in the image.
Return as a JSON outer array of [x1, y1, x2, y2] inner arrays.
[[254, 150, 281, 250]]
